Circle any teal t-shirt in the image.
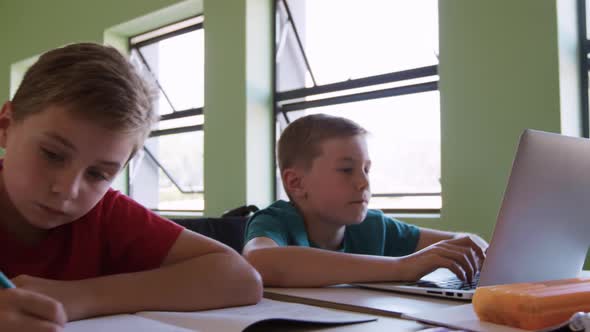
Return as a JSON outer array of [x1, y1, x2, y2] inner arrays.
[[244, 200, 420, 256]]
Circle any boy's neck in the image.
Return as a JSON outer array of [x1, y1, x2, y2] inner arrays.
[[293, 201, 346, 251]]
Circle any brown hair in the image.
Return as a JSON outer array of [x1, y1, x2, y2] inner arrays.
[[11, 42, 156, 156], [277, 113, 367, 172]]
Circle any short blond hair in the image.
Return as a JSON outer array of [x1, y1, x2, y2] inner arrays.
[[11, 42, 156, 157], [278, 114, 367, 172]]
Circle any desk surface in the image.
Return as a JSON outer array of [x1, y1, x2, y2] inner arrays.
[[260, 285, 462, 331], [67, 271, 590, 331], [265, 285, 462, 318], [264, 271, 590, 331]]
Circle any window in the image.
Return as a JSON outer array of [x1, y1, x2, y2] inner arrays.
[[128, 16, 204, 213], [579, 0, 590, 138], [275, 0, 440, 213]]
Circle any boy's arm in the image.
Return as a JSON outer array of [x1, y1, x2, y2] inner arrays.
[[243, 235, 483, 287], [243, 237, 412, 287], [13, 230, 262, 321]]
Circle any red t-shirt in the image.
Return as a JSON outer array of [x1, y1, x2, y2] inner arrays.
[[0, 188, 183, 280]]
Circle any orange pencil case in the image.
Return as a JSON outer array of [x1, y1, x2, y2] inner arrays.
[[472, 277, 590, 330]]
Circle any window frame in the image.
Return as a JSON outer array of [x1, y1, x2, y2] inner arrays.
[[579, 0, 590, 138], [127, 16, 205, 214], [272, 0, 441, 214]]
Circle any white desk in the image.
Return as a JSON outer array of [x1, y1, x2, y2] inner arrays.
[[67, 271, 590, 331], [264, 271, 590, 331], [64, 297, 432, 332], [265, 285, 462, 318]]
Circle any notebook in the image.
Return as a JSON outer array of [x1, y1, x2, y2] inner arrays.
[[355, 129, 590, 300], [64, 298, 377, 332]]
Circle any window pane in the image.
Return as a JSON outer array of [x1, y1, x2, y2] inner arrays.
[[131, 131, 204, 211], [276, 0, 439, 91], [129, 20, 205, 213], [277, 91, 441, 210], [131, 28, 204, 113], [276, 1, 440, 211]]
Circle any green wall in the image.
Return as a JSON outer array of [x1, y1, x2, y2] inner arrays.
[[0, 0, 186, 103], [418, 0, 581, 245], [203, 0, 273, 216], [0, 0, 273, 216], [0, 1, 583, 234]]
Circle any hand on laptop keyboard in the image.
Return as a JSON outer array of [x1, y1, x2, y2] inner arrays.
[[398, 235, 486, 283]]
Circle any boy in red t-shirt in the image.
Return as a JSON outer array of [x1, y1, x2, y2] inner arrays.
[[0, 43, 261, 331]]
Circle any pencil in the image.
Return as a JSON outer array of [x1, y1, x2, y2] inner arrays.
[[0, 271, 15, 289]]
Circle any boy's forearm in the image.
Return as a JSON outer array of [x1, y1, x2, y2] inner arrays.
[[245, 247, 408, 287], [67, 252, 262, 320]]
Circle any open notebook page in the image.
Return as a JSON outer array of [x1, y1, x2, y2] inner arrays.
[[64, 314, 192, 332], [65, 298, 375, 332], [138, 298, 376, 331]]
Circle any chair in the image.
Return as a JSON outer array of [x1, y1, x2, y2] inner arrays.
[[221, 204, 259, 218], [172, 217, 248, 253], [171, 205, 258, 253]]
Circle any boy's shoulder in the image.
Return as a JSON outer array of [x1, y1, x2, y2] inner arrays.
[[87, 188, 126, 215], [251, 200, 300, 220], [245, 200, 307, 246], [80, 188, 146, 225]]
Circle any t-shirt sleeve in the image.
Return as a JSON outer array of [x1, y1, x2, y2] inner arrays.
[[244, 212, 290, 246], [100, 191, 183, 274], [383, 215, 420, 256]]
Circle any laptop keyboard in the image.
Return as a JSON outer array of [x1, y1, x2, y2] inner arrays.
[[414, 273, 480, 290]]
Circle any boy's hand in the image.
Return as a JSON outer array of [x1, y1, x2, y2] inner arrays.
[[13, 275, 83, 321], [0, 287, 66, 331], [453, 232, 489, 253], [400, 236, 486, 283]]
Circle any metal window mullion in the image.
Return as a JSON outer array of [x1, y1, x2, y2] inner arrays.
[[281, 111, 290, 124], [132, 22, 203, 49], [277, 65, 437, 102], [281, 0, 317, 86], [159, 107, 204, 121], [580, 0, 590, 137], [142, 146, 200, 194], [134, 48, 177, 113], [149, 124, 203, 138], [275, 14, 291, 60], [278, 81, 438, 113]]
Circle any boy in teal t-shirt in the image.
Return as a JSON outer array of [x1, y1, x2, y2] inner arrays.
[[246, 200, 420, 256], [243, 114, 488, 287]]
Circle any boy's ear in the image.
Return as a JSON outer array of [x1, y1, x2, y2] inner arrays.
[[0, 101, 13, 148], [282, 167, 306, 200]]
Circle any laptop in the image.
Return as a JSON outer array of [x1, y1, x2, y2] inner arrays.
[[355, 129, 590, 300]]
